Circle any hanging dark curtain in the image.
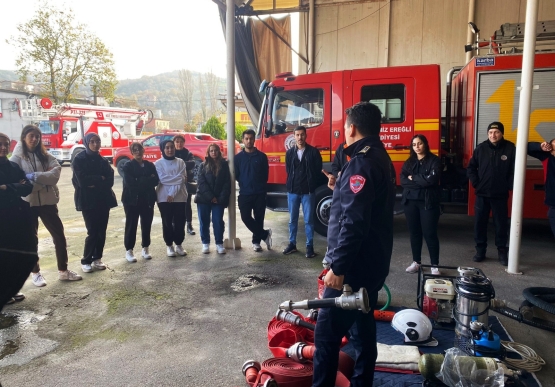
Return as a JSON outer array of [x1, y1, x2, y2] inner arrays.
[[219, 8, 262, 126]]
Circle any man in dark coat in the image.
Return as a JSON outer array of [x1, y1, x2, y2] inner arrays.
[[235, 129, 272, 252], [467, 121, 516, 266], [528, 138, 555, 238], [314, 102, 396, 387]]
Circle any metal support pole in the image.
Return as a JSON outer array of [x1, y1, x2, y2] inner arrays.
[[224, 0, 241, 250], [507, 0, 539, 274], [465, 0, 476, 63], [308, 0, 315, 74]]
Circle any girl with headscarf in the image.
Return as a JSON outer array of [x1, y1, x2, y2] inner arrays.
[[173, 134, 197, 235], [71, 133, 118, 273], [0, 132, 37, 308], [155, 139, 188, 257], [10, 125, 82, 285], [121, 142, 159, 262], [195, 143, 231, 254]]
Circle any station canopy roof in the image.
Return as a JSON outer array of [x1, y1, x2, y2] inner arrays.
[[217, 0, 303, 15]]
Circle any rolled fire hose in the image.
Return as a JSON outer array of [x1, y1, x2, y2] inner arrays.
[[276, 310, 395, 330], [286, 342, 355, 380], [279, 284, 370, 314], [243, 358, 350, 387]]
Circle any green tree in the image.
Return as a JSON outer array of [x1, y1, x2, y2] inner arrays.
[[235, 124, 247, 143], [7, 3, 117, 103], [201, 116, 226, 140]]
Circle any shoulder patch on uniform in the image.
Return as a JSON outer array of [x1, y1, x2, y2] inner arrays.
[[350, 175, 366, 193], [357, 146, 371, 155]]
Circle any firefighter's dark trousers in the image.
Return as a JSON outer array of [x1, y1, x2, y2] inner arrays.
[[312, 287, 378, 387], [474, 195, 509, 254]]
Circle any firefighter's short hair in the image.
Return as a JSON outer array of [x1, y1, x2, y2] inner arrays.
[[345, 102, 382, 137]]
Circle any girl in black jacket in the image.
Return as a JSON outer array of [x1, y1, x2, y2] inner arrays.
[[196, 144, 231, 254], [400, 134, 442, 275], [122, 142, 160, 262], [72, 133, 118, 273], [0, 132, 37, 309]]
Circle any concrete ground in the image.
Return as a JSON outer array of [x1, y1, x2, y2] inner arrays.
[[1, 165, 554, 387]]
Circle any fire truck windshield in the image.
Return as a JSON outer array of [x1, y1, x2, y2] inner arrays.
[[270, 88, 324, 135], [38, 121, 59, 134]]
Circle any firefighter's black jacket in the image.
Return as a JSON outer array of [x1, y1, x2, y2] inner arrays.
[[467, 139, 515, 198], [323, 136, 396, 293]]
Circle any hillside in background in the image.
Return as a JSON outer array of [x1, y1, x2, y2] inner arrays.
[[0, 69, 227, 129]]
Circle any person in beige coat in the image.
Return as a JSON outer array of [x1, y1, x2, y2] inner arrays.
[[10, 125, 82, 286]]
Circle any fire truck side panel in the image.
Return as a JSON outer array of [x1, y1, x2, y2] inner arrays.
[[453, 53, 555, 219], [257, 65, 441, 235]]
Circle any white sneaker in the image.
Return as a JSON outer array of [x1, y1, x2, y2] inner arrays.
[[32, 272, 47, 287], [253, 243, 263, 252], [91, 259, 107, 270], [125, 249, 137, 263], [405, 261, 421, 273], [431, 267, 441, 275], [264, 228, 273, 250], [58, 270, 82, 281], [82, 264, 93, 273], [141, 247, 152, 260], [216, 244, 226, 254], [202, 244, 210, 254], [175, 245, 187, 256], [167, 245, 176, 257]]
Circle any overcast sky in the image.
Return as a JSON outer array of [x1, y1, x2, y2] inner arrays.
[[0, 0, 228, 79]]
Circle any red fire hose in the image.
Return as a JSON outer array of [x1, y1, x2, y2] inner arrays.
[[243, 358, 350, 387]]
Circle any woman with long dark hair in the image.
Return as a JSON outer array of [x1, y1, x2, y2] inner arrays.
[[122, 142, 159, 262], [72, 133, 118, 273], [195, 143, 231, 254], [0, 132, 37, 308], [11, 125, 82, 285], [155, 140, 188, 257], [400, 134, 442, 275]]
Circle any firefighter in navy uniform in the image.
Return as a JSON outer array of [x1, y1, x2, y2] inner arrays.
[[315, 102, 396, 387]]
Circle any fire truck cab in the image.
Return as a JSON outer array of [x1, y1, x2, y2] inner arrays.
[[18, 98, 149, 164], [256, 65, 441, 236]]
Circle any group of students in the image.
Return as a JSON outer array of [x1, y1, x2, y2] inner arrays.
[[0, 125, 234, 307]]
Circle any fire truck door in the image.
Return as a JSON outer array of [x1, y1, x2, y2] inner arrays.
[[261, 84, 331, 184], [97, 125, 113, 148]]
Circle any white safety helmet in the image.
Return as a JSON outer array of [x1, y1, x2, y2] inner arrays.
[[391, 309, 438, 346]]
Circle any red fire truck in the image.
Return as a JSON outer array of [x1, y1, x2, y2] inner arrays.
[[18, 98, 150, 164], [256, 23, 555, 236]]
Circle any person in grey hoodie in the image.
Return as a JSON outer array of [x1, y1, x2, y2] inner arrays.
[[11, 125, 82, 285]]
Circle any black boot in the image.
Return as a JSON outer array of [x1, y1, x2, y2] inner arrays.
[[473, 250, 486, 262], [498, 248, 508, 266], [187, 223, 196, 235]]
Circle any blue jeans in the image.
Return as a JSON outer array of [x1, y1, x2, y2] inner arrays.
[[287, 192, 315, 246], [197, 203, 225, 245]]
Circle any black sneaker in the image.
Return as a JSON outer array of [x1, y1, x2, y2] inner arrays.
[[498, 249, 508, 266], [282, 243, 297, 255], [187, 223, 196, 235], [305, 245, 316, 258]]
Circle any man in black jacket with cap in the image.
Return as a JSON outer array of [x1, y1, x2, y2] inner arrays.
[[467, 121, 516, 266]]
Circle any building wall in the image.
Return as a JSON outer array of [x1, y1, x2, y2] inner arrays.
[[0, 90, 30, 144], [299, 0, 555, 110]]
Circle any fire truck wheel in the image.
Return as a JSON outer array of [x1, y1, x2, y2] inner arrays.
[[314, 185, 333, 237], [116, 157, 130, 177]]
